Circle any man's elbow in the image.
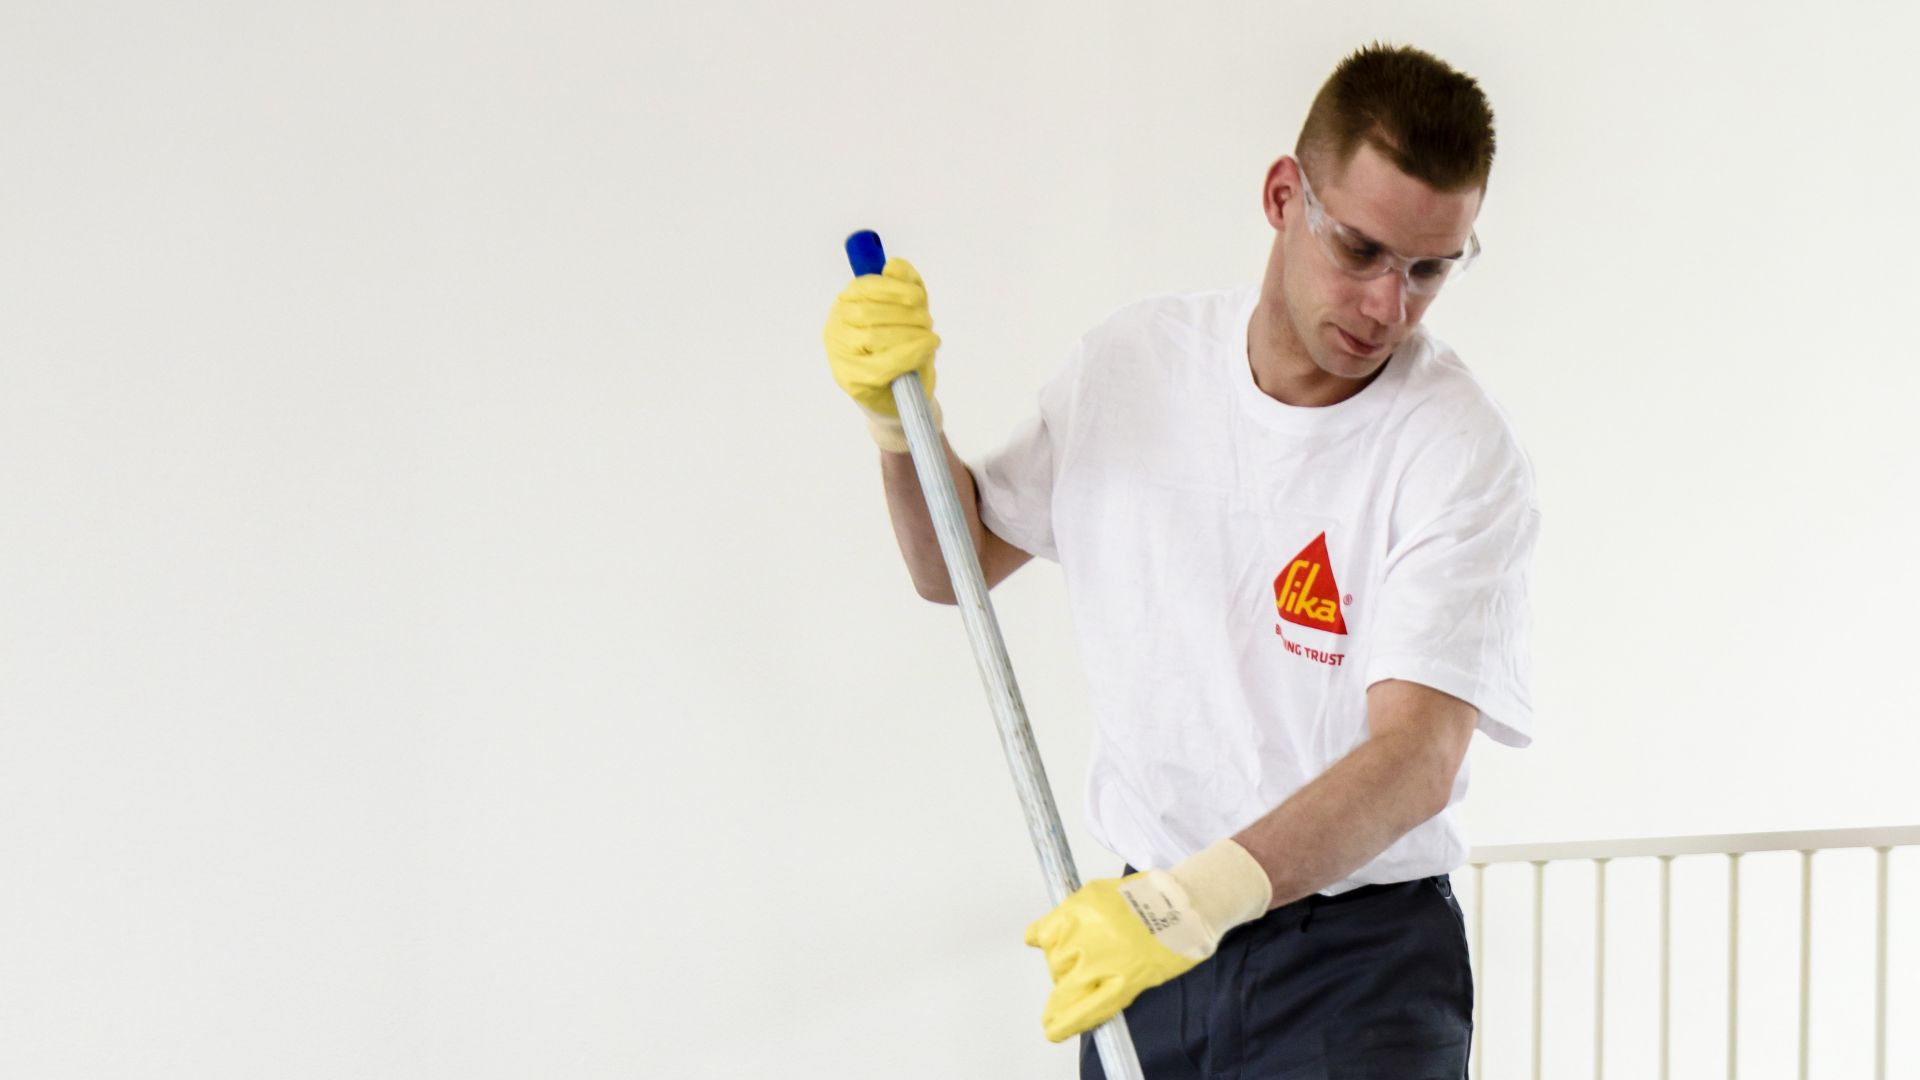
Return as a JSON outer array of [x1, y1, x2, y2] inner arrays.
[[1381, 732, 1470, 825], [1420, 771, 1457, 823], [1415, 742, 1471, 822], [912, 575, 959, 605]]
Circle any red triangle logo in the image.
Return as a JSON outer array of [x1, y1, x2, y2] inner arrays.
[[1273, 532, 1347, 635]]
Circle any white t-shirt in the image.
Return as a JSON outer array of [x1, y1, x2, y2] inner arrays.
[[975, 283, 1539, 893]]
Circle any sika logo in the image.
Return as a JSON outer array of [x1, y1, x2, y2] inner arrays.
[[1274, 532, 1348, 635]]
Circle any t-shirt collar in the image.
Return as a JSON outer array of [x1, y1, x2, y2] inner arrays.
[[1230, 283, 1413, 436]]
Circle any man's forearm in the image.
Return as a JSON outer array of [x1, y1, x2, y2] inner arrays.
[[885, 437, 1040, 603], [1231, 726, 1458, 909], [881, 440, 967, 602]]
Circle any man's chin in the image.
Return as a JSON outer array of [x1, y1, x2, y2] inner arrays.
[[1312, 350, 1390, 383]]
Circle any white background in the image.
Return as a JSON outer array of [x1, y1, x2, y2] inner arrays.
[[3, 2, 1916, 1077]]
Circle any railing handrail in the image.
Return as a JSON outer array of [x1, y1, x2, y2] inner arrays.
[[1470, 823, 1920, 865]]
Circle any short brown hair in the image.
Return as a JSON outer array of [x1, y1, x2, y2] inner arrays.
[[1296, 42, 1496, 193]]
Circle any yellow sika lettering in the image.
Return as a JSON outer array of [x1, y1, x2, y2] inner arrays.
[[1277, 560, 1337, 625]]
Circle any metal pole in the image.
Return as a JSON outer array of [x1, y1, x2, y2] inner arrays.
[[845, 232, 1146, 1079]]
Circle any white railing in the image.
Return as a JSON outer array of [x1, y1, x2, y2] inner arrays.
[[1464, 825, 1920, 1080]]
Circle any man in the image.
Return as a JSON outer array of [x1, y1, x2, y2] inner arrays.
[[823, 42, 1537, 1077]]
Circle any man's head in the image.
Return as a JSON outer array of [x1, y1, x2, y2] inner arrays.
[[1258, 43, 1496, 389]]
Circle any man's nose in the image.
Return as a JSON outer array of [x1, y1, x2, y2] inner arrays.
[[1359, 269, 1408, 326]]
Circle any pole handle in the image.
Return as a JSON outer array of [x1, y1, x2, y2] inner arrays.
[[841, 230, 1146, 1079]]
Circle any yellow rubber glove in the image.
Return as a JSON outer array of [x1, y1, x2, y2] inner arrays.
[[1024, 838, 1272, 1042], [822, 257, 943, 453]]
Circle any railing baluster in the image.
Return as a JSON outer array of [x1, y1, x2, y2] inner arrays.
[[1595, 857, 1608, 1080], [1660, 855, 1672, 1080], [1473, 861, 1485, 1080], [1798, 849, 1813, 1080], [1729, 852, 1741, 1080], [1533, 860, 1546, 1080], [1875, 846, 1888, 1080]]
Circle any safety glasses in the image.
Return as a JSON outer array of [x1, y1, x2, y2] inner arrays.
[[1296, 162, 1480, 297]]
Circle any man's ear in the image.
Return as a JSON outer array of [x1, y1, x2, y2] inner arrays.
[[1262, 156, 1301, 231]]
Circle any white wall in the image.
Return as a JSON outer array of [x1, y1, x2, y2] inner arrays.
[[3, 2, 1916, 1077]]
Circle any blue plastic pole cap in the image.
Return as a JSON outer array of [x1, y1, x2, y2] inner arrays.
[[845, 230, 886, 276]]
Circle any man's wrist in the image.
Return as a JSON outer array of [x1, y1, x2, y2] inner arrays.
[[863, 396, 943, 454], [1168, 838, 1274, 936]]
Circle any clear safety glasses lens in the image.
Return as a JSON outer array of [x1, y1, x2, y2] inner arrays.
[[1315, 226, 1475, 297]]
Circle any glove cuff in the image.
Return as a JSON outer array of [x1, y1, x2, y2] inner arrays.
[[1169, 838, 1273, 939], [863, 396, 943, 454]]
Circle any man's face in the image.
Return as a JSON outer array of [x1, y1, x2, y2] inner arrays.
[[1266, 142, 1482, 381]]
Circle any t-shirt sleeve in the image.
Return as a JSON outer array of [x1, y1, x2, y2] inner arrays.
[[972, 343, 1084, 564], [1363, 423, 1542, 748]]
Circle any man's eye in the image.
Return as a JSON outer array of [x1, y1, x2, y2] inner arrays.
[[1343, 242, 1380, 261], [1411, 260, 1450, 279]]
